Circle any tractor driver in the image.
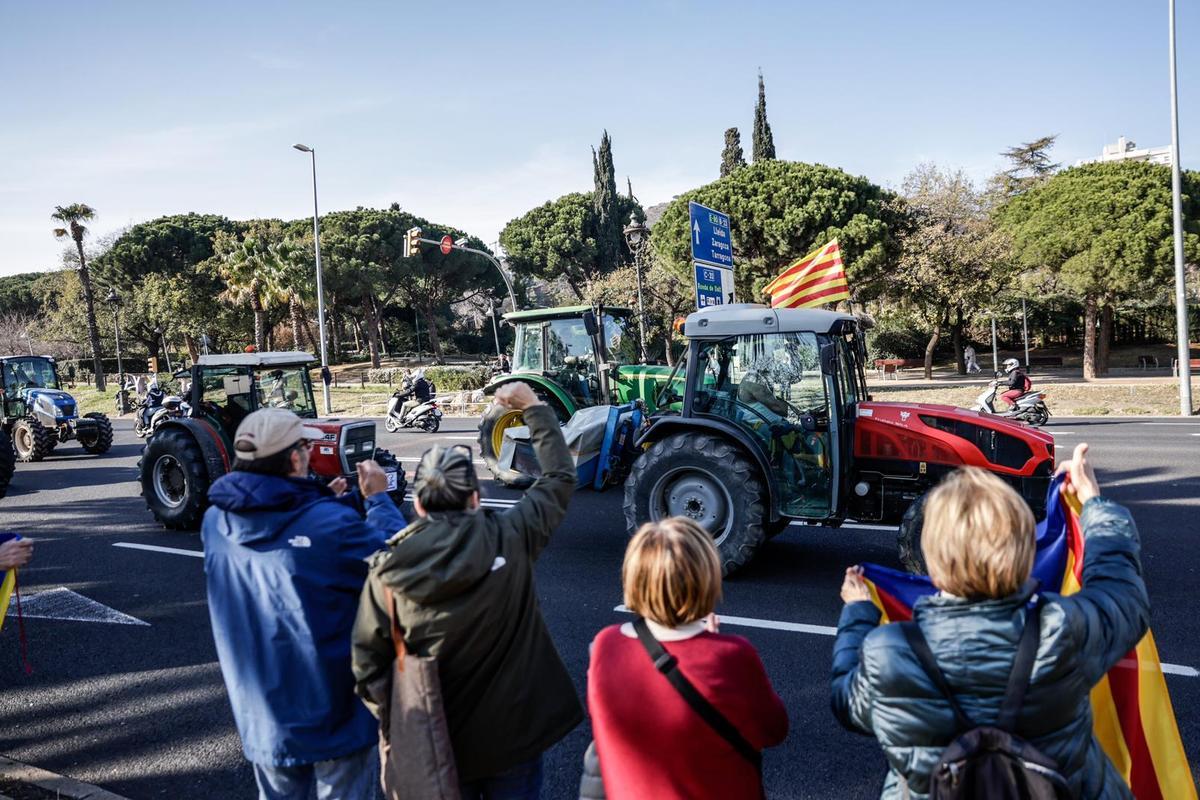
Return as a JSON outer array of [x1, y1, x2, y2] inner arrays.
[[738, 356, 823, 487]]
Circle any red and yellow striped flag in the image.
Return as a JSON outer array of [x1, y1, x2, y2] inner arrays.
[[764, 239, 850, 309]]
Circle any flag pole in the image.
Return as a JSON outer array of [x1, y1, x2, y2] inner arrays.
[[1168, 0, 1193, 415]]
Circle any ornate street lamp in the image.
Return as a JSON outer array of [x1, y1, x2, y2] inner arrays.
[[622, 213, 650, 362]]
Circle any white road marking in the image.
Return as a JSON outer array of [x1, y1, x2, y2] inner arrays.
[[114, 542, 204, 558], [398, 456, 487, 465], [790, 521, 898, 531], [441, 436, 482, 440], [614, 606, 1198, 677], [1050, 431, 1076, 435], [10, 587, 149, 626], [1138, 422, 1200, 426]]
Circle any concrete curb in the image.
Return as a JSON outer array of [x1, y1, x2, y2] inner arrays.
[[0, 756, 132, 800]]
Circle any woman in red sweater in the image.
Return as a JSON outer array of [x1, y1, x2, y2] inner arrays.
[[587, 518, 789, 799]]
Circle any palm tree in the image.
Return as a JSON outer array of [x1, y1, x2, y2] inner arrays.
[[52, 204, 105, 390], [218, 235, 274, 351]]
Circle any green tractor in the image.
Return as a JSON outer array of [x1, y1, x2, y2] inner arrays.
[[477, 305, 681, 488], [0, 355, 114, 466]]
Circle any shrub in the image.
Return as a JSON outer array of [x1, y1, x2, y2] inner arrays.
[[365, 365, 491, 392]]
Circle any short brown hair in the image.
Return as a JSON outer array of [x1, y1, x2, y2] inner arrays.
[[622, 517, 722, 628], [921, 467, 1036, 600]]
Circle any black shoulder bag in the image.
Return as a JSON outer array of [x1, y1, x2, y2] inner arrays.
[[632, 618, 762, 772]]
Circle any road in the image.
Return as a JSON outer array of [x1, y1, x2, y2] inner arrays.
[[1, 417, 1198, 798]]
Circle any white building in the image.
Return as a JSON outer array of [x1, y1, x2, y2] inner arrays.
[[1077, 136, 1172, 166]]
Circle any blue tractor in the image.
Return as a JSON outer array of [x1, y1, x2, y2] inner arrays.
[[0, 355, 113, 464]]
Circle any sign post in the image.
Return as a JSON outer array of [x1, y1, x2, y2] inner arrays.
[[688, 201, 735, 309]]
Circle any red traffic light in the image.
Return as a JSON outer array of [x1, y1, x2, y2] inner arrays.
[[440, 235, 453, 255]]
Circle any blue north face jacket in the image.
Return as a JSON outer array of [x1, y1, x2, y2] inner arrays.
[[202, 471, 406, 767]]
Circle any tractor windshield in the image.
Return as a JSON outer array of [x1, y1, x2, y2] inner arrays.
[[257, 367, 316, 417], [546, 318, 599, 407], [602, 314, 640, 364], [691, 332, 834, 518], [513, 323, 543, 372], [2, 357, 59, 398]]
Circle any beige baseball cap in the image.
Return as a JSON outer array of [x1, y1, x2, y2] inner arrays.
[[233, 408, 324, 460]]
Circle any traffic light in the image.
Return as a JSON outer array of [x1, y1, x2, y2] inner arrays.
[[148, 357, 159, 374], [404, 226, 422, 258]]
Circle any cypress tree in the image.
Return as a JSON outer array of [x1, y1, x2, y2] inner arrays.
[[592, 130, 622, 272], [752, 70, 776, 161], [720, 127, 746, 177]]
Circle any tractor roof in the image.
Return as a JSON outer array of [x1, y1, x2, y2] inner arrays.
[[683, 304, 857, 338], [502, 305, 633, 322], [196, 352, 316, 368]]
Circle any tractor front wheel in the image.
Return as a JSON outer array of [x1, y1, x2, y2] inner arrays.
[[624, 433, 768, 576], [897, 494, 927, 574], [12, 417, 54, 462], [78, 412, 114, 455], [478, 402, 537, 490], [0, 428, 14, 499], [140, 429, 209, 530]]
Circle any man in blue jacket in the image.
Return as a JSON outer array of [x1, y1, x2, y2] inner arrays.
[[203, 407, 405, 800]]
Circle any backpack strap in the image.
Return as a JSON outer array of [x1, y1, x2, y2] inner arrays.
[[901, 621, 974, 731], [632, 618, 762, 770], [996, 595, 1043, 732]]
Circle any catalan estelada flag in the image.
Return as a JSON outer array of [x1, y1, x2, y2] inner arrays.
[[0, 565, 13, 633], [764, 239, 850, 309], [860, 478, 1197, 799]]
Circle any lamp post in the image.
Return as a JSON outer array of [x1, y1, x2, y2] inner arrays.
[[1168, 0, 1193, 415], [154, 325, 173, 372], [19, 331, 33, 356], [293, 143, 333, 415], [622, 213, 649, 363], [106, 288, 127, 413], [487, 303, 502, 358]]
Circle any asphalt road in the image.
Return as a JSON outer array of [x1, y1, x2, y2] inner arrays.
[[2, 416, 1199, 799]]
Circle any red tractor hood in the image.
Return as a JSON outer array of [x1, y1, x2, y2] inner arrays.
[[854, 401, 1054, 477]]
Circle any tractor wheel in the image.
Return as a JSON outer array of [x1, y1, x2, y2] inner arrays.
[[765, 515, 792, 539], [624, 433, 767, 576], [12, 416, 54, 463], [0, 428, 14, 500], [478, 402, 536, 490], [897, 494, 928, 574], [140, 428, 209, 530], [78, 412, 114, 455]]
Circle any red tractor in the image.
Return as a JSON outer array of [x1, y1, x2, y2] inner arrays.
[[139, 352, 405, 530], [623, 304, 1054, 574]]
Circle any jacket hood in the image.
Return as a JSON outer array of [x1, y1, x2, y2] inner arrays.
[[208, 472, 340, 544], [373, 510, 496, 604]]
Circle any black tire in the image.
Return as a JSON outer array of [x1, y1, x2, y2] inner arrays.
[[897, 494, 928, 574], [140, 428, 210, 530], [0, 428, 14, 500], [420, 414, 441, 433], [12, 416, 54, 462], [78, 412, 114, 455], [765, 515, 791, 539], [624, 433, 767, 576]]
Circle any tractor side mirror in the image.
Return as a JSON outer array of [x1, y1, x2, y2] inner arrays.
[[582, 311, 599, 336], [819, 344, 836, 376]]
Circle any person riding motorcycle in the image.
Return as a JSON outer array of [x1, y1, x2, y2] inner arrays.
[[999, 358, 1032, 409], [395, 369, 433, 422]]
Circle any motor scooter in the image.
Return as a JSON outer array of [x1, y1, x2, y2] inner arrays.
[[134, 380, 189, 438], [971, 377, 1050, 427], [384, 386, 442, 433]]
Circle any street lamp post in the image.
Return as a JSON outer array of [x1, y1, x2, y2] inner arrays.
[[488, 304, 502, 357], [1168, 0, 1193, 415], [293, 144, 333, 415], [155, 325, 173, 373], [106, 289, 127, 413], [622, 213, 649, 363], [19, 331, 33, 356]]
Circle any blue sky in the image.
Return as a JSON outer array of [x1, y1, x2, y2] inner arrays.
[[1, 0, 1196, 276]]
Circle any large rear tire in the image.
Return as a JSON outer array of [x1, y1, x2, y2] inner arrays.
[[0, 429, 14, 500], [624, 433, 767, 576], [78, 412, 114, 455], [140, 428, 210, 530], [897, 494, 927, 574], [12, 417, 54, 462]]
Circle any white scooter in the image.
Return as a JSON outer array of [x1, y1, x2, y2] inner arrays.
[[384, 389, 443, 433], [971, 378, 1050, 427]]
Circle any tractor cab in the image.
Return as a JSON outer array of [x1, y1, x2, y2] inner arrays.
[[506, 305, 641, 410], [189, 352, 319, 438]]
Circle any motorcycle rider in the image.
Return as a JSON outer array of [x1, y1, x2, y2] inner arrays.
[[999, 357, 1032, 409], [395, 369, 433, 422]]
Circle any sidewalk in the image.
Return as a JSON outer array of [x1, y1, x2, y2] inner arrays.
[[0, 756, 130, 800]]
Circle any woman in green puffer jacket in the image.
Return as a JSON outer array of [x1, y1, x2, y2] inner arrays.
[[831, 444, 1149, 799]]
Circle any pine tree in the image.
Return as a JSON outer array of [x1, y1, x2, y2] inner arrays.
[[752, 70, 776, 161], [720, 127, 746, 177], [995, 135, 1060, 197], [592, 130, 623, 272]]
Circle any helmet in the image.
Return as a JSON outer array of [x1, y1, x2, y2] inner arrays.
[[414, 369, 426, 380], [1002, 358, 1020, 374]]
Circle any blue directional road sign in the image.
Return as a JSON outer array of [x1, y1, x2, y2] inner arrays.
[[688, 201, 733, 268], [694, 263, 736, 309]]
